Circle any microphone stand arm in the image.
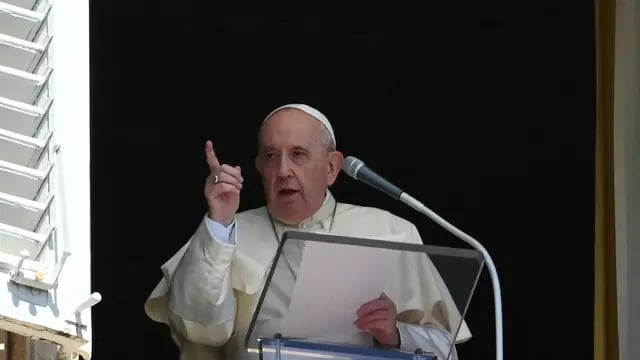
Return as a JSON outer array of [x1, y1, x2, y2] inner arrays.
[[399, 192, 504, 360]]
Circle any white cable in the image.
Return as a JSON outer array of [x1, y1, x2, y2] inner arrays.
[[399, 192, 503, 360]]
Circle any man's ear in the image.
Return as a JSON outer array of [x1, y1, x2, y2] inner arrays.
[[327, 151, 344, 186], [255, 156, 264, 176]]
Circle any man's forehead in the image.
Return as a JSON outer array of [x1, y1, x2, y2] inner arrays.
[[259, 118, 328, 152], [260, 122, 323, 146]]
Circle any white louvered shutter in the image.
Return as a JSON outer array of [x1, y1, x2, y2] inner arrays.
[[0, 0, 97, 359]]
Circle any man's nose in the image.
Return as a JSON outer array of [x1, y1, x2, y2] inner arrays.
[[277, 156, 293, 178]]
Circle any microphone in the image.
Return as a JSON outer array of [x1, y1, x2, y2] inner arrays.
[[342, 156, 404, 200], [342, 156, 504, 360]]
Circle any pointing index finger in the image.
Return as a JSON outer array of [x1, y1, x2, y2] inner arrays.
[[205, 140, 221, 170]]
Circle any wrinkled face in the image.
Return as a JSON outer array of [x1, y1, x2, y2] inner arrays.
[[256, 109, 343, 224]]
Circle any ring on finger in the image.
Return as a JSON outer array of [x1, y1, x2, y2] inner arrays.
[[213, 175, 219, 184]]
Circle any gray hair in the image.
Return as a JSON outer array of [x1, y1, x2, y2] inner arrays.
[[319, 124, 336, 152]]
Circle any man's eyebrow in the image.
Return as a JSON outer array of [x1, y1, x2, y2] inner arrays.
[[259, 145, 277, 152]]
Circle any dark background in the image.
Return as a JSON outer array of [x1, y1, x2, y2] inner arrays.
[[89, 1, 595, 359]]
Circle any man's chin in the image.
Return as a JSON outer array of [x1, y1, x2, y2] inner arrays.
[[269, 203, 307, 225]]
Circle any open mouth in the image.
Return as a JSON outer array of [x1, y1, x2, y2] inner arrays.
[[278, 188, 299, 196]]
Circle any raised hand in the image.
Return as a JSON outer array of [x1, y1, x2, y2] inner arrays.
[[204, 140, 243, 225]]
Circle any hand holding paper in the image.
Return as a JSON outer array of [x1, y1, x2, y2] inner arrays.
[[355, 293, 400, 348]]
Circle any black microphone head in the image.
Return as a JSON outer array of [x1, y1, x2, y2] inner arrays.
[[342, 156, 365, 179]]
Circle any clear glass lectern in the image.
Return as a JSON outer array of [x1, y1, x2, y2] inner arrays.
[[245, 230, 484, 360]]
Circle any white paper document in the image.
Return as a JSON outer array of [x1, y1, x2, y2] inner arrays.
[[280, 233, 404, 339]]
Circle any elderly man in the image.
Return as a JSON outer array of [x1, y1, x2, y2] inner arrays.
[[144, 104, 471, 360]]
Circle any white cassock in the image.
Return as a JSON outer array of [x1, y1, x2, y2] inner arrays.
[[144, 191, 472, 360]]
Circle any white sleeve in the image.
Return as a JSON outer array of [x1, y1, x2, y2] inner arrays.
[[202, 215, 236, 306], [166, 217, 238, 346], [204, 215, 236, 245], [397, 322, 458, 360]]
